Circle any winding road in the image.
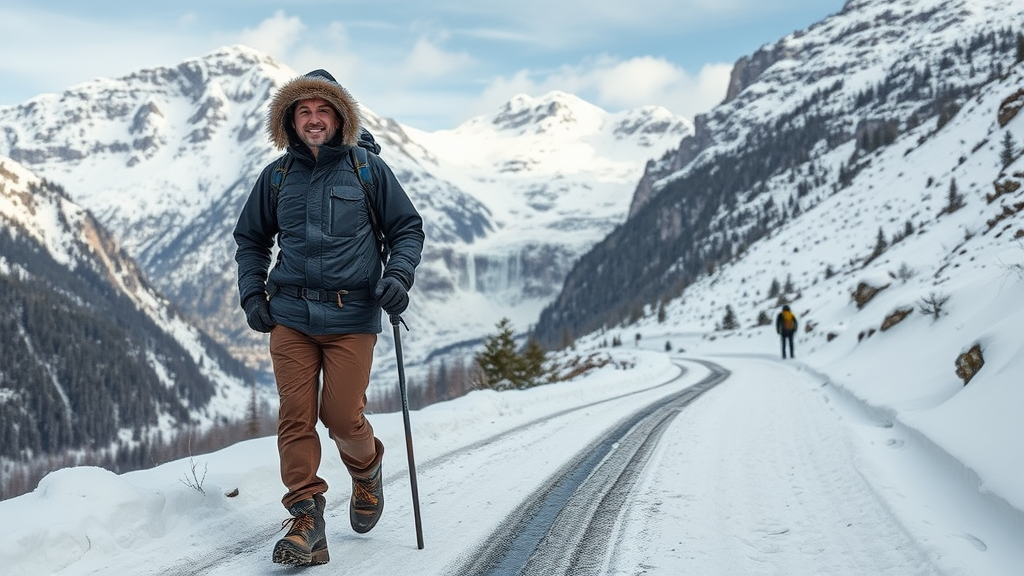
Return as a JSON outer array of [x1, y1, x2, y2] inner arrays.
[[440, 356, 940, 576], [149, 355, 961, 575]]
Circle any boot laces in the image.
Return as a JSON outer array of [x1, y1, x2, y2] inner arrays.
[[353, 477, 379, 506], [280, 513, 315, 536]]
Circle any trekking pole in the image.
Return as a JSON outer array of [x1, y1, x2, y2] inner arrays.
[[390, 314, 424, 549]]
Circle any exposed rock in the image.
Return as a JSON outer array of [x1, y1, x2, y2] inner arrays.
[[998, 88, 1024, 127], [853, 281, 888, 309], [880, 307, 913, 331], [987, 172, 1022, 204], [724, 44, 795, 103], [954, 343, 984, 385]]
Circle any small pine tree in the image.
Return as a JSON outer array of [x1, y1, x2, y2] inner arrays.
[[756, 310, 772, 326], [1016, 32, 1024, 64], [870, 226, 888, 260], [474, 318, 521, 391], [518, 337, 550, 388], [245, 384, 260, 439], [768, 278, 781, 298], [1001, 131, 1017, 168], [942, 177, 966, 214], [721, 305, 739, 330]]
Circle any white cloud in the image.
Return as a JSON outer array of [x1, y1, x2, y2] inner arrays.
[[468, 56, 732, 124], [234, 13, 363, 89], [399, 38, 477, 81], [236, 11, 306, 64], [594, 58, 733, 117]]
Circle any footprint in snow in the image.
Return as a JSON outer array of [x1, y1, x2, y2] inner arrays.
[[949, 532, 988, 551]]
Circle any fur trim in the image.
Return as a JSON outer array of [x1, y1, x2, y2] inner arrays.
[[266, 73, 361, 149]]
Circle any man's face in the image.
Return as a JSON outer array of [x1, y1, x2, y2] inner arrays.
[[292, 98, 339, 150]]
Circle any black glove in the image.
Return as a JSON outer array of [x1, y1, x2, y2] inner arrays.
[[374, 276, 409, 316], [243, 294, 276, 333]]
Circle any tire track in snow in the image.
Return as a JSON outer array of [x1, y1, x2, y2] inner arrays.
[[451, 359, 729, 576]]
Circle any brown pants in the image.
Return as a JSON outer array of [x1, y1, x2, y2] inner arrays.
[[270, 325, 382, 509]]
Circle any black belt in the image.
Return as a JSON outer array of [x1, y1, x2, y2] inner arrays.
[[276, 285, 373, 308]]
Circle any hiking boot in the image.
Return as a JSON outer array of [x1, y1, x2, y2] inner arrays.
[[273, 494, 329, 566], [350, 464, 383, 533]]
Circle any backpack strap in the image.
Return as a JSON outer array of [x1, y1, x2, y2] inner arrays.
[[350, 146, 388, 266], [269, 153, 294, 204]]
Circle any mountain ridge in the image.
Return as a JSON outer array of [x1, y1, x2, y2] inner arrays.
[[0, 155, 252, 475], [0, 45, 692, 385], [537, 0, 1024, 345]]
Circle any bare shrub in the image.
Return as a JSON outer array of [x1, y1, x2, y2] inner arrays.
[[918, 292, 950, 320], [894, 262, 915, 282]]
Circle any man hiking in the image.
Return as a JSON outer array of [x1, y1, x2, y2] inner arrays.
[[775, 305, 798, 359], [234, 68, 424, 566]]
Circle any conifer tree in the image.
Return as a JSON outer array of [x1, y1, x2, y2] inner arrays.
[[943, 177, 965, 214], [1001, 131, 1017, 168], [474, 318, 521, 390], [519, 337, 550, 388], [721, 305, 739, 330], [245, 384, 260, 438], [871, 227, 888, 260]]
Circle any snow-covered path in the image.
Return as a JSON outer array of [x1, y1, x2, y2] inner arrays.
[[4, 350, 1019, 575], [612, 356, 938, 575]]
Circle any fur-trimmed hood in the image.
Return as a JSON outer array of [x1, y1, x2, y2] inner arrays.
[[266, 69, 361, 150]]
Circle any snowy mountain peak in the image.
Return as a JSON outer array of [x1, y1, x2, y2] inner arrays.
[[609, 105, 694, 146], [490, 91, 605, 134]]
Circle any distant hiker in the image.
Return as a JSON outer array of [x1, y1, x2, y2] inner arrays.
[[775, 305, 798, 359], [234, 69, 424, 566]]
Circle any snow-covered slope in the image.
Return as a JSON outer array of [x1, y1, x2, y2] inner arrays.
[[0, 155, 252, 460], [588, 48, 1024, 519], [643, 0, 1023, 207], [535, 0, 1024, 337]]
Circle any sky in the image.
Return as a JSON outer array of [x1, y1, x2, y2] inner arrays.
[[0, 0, 846, 130]]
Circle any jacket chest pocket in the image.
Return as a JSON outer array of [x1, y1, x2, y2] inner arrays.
[[328, 186, 366, 237]]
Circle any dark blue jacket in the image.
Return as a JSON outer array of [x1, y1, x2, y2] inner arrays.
[[234, 142, 424, 335]]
